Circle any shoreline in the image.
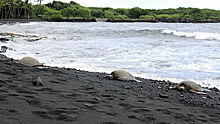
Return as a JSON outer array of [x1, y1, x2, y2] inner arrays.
[[0, 54, 220, 123], [107, 19, 219, 23], [0, 19, 219, 24], [0, 19, 43, 25]]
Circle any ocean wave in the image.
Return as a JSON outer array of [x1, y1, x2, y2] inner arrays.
[[162, 29, 220, 40], [18, 22, 39, 26]]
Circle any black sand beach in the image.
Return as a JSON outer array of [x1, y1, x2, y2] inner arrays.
[[0, 54, 220, 124]]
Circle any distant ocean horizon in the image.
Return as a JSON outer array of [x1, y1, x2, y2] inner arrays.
[[1, 22, 220, 88]]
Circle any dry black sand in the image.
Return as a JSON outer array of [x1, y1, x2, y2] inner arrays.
[[0, 54, 220, 124]]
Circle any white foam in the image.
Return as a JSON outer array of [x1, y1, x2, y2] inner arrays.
[[18, 22, 39, 26], [162, 29, 220, 40]]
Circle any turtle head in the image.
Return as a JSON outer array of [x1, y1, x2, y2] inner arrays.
[[178, 86, 185, 91], [105, 75, 114, 80], [173, 83, 186, 91]]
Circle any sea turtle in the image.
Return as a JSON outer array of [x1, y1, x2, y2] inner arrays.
[[20, 57, 43, 67], [32, 75, 43, 86], [106, 70, 141, 82], [172, 80, 210, 95]]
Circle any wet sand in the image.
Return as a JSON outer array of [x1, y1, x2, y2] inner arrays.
[[0, 54, 220, 124]]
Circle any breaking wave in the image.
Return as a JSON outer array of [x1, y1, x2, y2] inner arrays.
[[162, 29, 220, 41]]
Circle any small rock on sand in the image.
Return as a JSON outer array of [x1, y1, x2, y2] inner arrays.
[[32, 75, 43, 86]]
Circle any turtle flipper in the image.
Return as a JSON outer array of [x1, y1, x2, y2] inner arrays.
[[117, 77, 131, 81], [198, 88, 210, 92], [117, 77, 141, 82], [189, 89, 207, 95], [134, 78, 141, 82]]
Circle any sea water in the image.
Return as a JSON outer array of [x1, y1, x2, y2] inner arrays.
[[1, 22, 220, 88]]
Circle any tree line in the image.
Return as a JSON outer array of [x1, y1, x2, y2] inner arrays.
[[1, 0, 220, 22], [0, 0, 32, 19]]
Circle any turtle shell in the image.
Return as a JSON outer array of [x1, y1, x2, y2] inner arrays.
[[111, 70, 135, 81], [177, 81, 203, 92], [20, 57, 42, 67]]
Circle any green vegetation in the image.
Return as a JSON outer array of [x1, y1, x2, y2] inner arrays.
[[0, 0, 220, 22], [0, 0, 32, 19]]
